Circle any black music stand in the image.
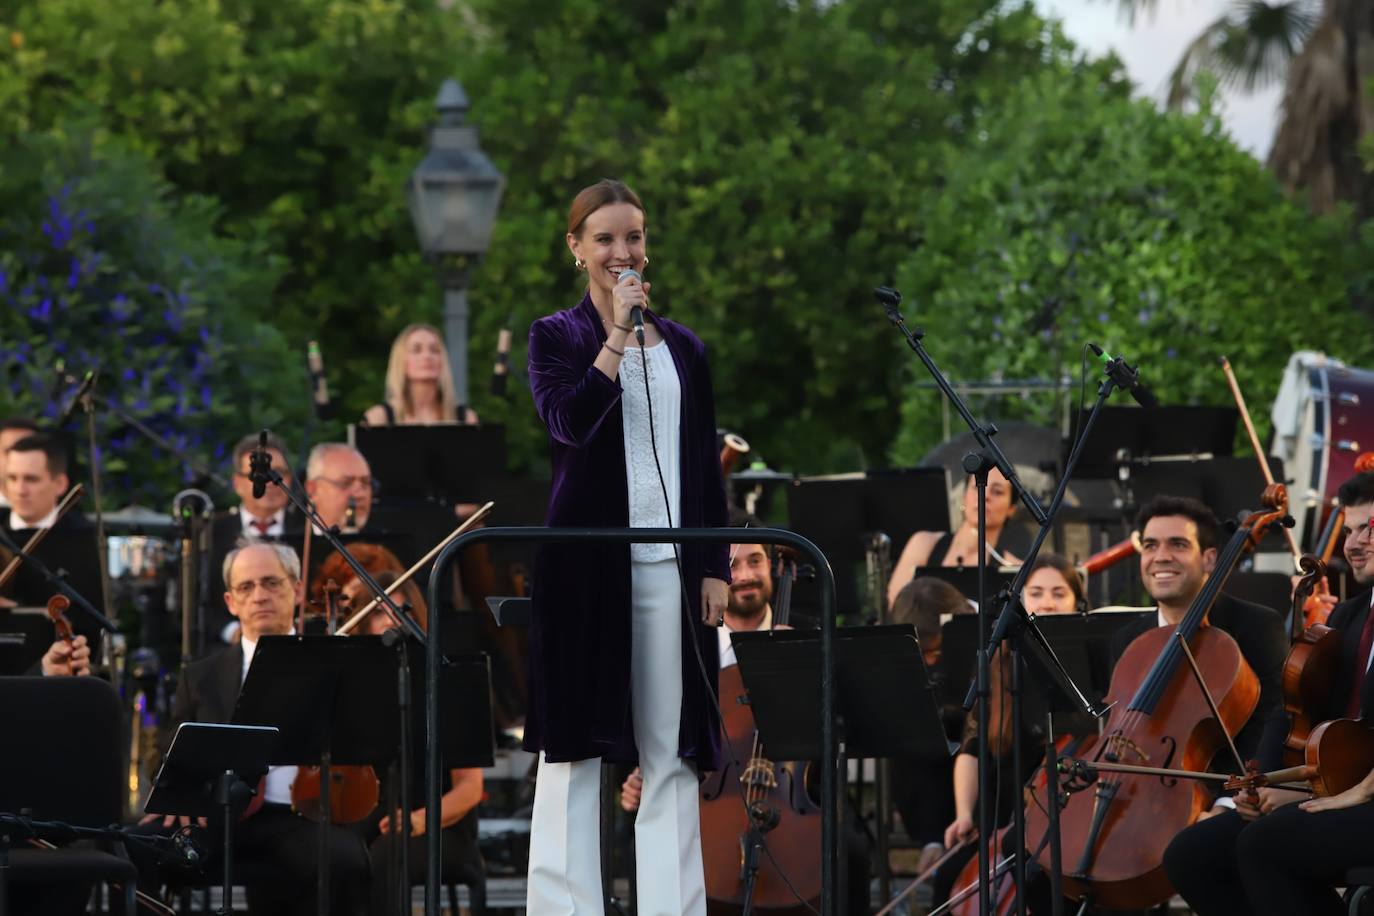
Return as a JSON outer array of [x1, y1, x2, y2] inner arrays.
[[731, 625, 953, 914], [1069, 407, 1238, 480], [232, 636, 399, 916], [0, 610, 53, 675], [145, 722, 279, 916], [787, 469, 949, 622], [355, 425, 507, 505]]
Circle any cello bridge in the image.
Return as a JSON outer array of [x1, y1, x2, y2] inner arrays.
[[1104, 734, 1149, 764], [740, 760, 778, 790]]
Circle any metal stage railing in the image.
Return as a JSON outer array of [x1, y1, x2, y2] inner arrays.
[[424, 526, 840, 916]]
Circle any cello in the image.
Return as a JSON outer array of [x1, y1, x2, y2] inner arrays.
[[1022, 485, 1289, 910], [700, 549, 821, 914]]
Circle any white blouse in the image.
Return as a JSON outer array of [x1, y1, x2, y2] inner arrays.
[[620, 340, 682, 562]]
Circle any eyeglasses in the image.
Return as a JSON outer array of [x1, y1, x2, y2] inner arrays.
[[315, 475, 379, 494], [230, 575, 291, 598]]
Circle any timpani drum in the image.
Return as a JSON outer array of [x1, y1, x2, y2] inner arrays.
[[1271, 351, 1374, 550]]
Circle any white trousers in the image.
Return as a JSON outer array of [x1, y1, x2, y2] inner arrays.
[[527, 558, 706, 916]]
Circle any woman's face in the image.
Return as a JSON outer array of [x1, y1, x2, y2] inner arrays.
[[1022, 565, 1079, 616], [567, 202, 646, 300], [961, 466, 1015, 529], [404, 329, 445, 384]]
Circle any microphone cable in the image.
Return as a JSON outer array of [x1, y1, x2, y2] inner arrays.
[[630, 322, 822, 916]]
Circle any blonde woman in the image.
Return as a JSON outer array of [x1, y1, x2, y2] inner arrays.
[[362, 323, 479, 426]]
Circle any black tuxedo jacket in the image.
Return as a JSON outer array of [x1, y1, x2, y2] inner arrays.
[[1249, 590, 1374, 768], [161, 643, 244, 759], [1108, 591, 1289, 766], [0, 506, 105, 654]]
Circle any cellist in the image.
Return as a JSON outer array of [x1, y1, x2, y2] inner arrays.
[[1164, 472, 1374, 916]]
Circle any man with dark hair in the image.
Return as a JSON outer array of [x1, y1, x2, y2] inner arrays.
[[0, 432, 105, 669], [0, 416, 40, 509], [206, 433, 301, 647], [1162, 472, 1374, 914], [1108, 494, 1287, 820]]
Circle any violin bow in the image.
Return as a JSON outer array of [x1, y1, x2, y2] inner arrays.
[[1220, 357, 1303, 568], [874, 839, 976, 916], [335, 501, 494, 636], [0, 484, 85, 592]]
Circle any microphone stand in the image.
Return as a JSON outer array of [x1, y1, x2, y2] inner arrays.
[[876, 287, 1119, 916], [247, 435, 427, 916], [56, 370, 230, 490]]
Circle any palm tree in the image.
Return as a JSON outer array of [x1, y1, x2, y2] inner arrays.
[[1113, 0, 1374, 218]]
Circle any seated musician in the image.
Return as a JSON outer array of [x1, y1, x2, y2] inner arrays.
[[619, 510, 873, 915], [362, 323, 478, 427], [1109, 495, 1287, 758], [311, 545, 485, 916], [1164, 472, 1374, 916], [2, 432, 103, 668], [930, 554, 1085, 906], [144, 542, 369, 915], [305, 443, 375, 534], [0, 415, 39, 509], [887, 467, 1021, 608], [208, 432, 301, 646], [887, 575, 971, 871]]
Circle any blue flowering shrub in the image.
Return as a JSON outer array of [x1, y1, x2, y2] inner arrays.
[[889, 73, 1374, 464], [0, 131, 309, 507]]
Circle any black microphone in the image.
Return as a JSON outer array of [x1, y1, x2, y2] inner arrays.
[[56, 370, 97, 426], [491, 318, 512, 397], [1089, 343, 1160, 408], [618, 268, 646, 345], [248, 430, 272, 499], [306, 340, 333, 419]]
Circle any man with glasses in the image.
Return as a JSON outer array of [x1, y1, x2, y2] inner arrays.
[[304, 442, 375, 534], [146, 541, 369, 915], [208, 433, 303, 648], [1162, 472, 1374, 915]]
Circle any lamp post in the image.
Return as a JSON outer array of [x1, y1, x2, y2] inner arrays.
[[407, 78, 505, 412]]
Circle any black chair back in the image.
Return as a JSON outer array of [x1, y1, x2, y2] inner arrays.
[[0, 676, 125, 825]]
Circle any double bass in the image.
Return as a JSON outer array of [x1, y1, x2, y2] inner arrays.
[[1022, 485, 1289, 909], [699, 550, 821, 914]]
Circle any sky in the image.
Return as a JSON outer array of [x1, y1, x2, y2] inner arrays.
[[1035, 0, 1285, 159]]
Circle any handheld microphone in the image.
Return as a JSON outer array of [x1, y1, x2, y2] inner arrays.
[[248, 430, 272, 499], [1089, 343, 1159, 408], [491, 320, 512, 397], [618, 268, 646, 345], [306, 341, 332, 418], [56, 370, 97, 426]]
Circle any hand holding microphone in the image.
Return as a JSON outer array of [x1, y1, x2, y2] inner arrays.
[[612, 268, 650, 345]]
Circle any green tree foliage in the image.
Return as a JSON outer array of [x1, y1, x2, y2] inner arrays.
[[1, 0, 469, 444], [460, 0, 1125, 470], [889, 72, 1374, 466], [0, 130, 309, 505]]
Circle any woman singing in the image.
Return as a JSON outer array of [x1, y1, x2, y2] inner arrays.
[[524, 178, 730, 915], [362, 323, 479, 426]]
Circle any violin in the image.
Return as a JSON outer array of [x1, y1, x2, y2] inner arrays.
[[1225, 718, 1374, 799], [290, 579, 381, 825], [700, 549, 821, 913], [45, 594, 74, 644], [1298, 506, 1346, 631], [1023, 485, 1289, 910]]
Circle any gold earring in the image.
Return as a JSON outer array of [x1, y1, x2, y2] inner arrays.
[[574, 257, 586, 270]]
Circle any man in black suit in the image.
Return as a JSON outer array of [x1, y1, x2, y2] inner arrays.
[[1161, 473, 1374, 915], [205, 433, 301, 648], [0, 432, 104, 669], [1107, 494, 1288, 773], [148, 541, 368, 915]]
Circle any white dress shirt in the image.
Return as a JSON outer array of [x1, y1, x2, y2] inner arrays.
[[10, 503, 60, 530], [239, 506, 285, 539], [718, 606, 773, 669]]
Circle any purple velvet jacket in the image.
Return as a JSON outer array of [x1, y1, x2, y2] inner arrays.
[[524, 293, 731, 770]]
